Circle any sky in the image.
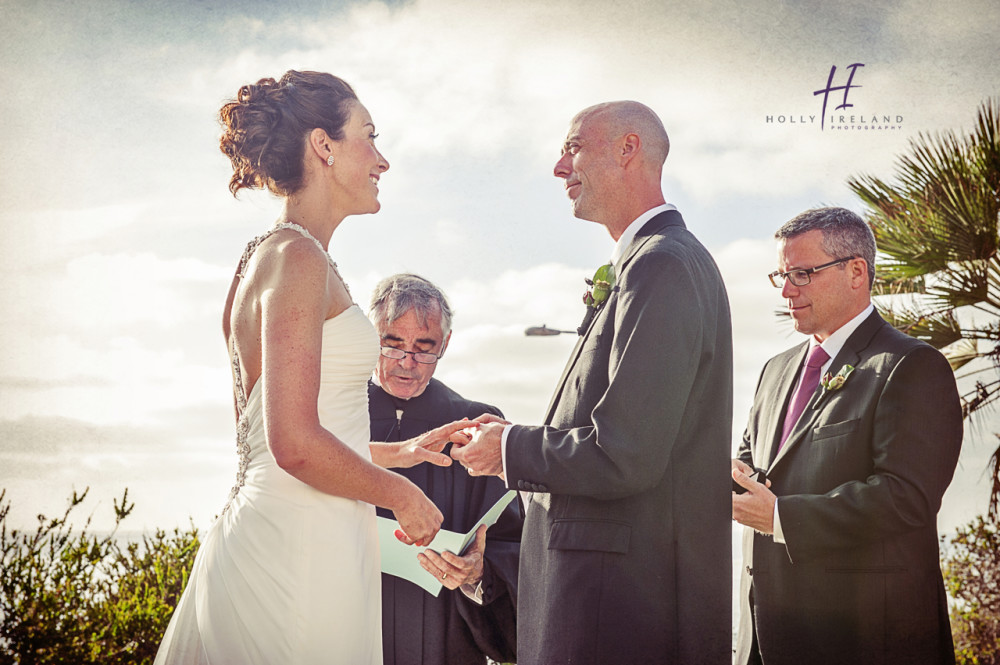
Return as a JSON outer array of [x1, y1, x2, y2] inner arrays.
[[1, 0, 999, 561]]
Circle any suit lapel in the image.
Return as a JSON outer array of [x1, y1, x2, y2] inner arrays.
[[542, 210, 685, 424], [770, 311, 886, 470], [760, 343, 809, 468]]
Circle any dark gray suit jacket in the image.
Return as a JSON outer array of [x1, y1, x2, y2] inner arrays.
[[736, 311, 962, 665], [506, 211, 734, 665]]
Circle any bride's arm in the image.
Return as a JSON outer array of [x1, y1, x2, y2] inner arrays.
[[258, 237, 443, 545]]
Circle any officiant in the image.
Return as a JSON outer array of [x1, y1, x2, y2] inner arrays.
[[367, 273, 520, 665]]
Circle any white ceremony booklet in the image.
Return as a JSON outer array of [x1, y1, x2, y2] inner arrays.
[[377, 489, 517, 596]]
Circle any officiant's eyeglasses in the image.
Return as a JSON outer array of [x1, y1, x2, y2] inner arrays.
[[380, 346, 440, 364], [768, 256, 855, 288]]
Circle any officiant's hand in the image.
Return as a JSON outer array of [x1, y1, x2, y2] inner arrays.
[[418, 524, 488, 591], [450, 421, 505, 477], [370, 419, 472, 469]]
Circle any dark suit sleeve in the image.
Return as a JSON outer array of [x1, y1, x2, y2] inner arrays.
[[507, 245, 721, 499], [778, 345, 963, 562]]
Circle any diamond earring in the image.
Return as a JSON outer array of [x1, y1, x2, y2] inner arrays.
[[327, 155, 335, 166]]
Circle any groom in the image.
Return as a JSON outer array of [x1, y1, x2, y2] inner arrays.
[[453, 101, 733, 664]]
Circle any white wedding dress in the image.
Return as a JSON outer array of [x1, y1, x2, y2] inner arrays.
[[155, 224, 382, 664]]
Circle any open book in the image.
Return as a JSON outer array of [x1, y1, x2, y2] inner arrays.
[[377, 489, 517, 596]]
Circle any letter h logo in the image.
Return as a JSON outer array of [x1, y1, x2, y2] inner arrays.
[[814, 63, 864, 130]]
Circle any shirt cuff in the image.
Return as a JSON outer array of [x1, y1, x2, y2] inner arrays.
[[459, 580, 485, 605], [773, 498, 785, 544]]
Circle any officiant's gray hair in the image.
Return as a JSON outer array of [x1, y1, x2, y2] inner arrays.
[[369, 273, 453, 337], [775, 207, 877, 289]]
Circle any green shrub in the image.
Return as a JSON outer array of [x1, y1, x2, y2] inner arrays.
[[943, 512, 1000, 664], [0, 488, 199, 664]]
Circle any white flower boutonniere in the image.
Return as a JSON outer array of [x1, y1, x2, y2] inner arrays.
[[821, 364, 855, 391]]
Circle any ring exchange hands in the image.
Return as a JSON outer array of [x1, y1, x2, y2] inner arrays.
[[417, 524, 488, 591], [731, 458, 776, 535], [450, 414, 509, 478], [370, 419, 474, 469]]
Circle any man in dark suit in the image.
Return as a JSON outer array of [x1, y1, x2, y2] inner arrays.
[[732, 207, 963, 665], [367, 274, 520, 665], [452, 101, 734, 664]]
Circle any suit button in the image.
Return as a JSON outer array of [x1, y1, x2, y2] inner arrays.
[[517, 480, 526, 490], [746, 566, 753, 576]]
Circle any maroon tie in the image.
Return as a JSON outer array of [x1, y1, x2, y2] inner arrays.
[[778, 345, 830, 450]]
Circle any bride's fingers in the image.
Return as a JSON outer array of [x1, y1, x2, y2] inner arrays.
[[393, 528, 416, 546], [411, 447, 453, 467]]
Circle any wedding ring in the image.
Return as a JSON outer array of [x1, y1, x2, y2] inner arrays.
[[442, 572, 448, 580]]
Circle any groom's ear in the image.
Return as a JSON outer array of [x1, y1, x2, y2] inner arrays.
[[618, 133, 641, 168]]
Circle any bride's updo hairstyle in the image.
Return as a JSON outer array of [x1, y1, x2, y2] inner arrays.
[[219, 70, 358, 197]]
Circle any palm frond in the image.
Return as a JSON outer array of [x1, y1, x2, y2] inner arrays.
[[939, 338, 979, 371], [875, 302, 964, 350]]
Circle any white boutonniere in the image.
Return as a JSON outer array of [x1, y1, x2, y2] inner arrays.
[[821, 364, 855, 391]]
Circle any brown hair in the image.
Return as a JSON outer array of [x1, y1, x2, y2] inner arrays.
[[218, 70, 358, 197]]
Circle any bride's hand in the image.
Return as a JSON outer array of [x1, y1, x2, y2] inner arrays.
[[371, 419, 473, 469], [392, 481, 443, 547]]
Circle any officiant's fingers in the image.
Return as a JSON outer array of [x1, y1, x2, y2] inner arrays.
[[417, 550, 462, 589]]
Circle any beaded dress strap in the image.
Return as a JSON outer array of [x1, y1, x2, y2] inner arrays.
[[230, 221, 351, 413]]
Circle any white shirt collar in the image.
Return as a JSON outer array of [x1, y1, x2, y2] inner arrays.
[[810, 303, 875, 372], [609, 203, 677, 267]]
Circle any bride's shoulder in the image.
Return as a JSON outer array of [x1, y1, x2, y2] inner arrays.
[[250, 230, 329, 283]]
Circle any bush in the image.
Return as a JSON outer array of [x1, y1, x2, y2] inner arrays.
[[0, 488, 199, 664], [943, 512, 1000, 664]]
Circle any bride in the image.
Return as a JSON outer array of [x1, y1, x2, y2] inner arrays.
[[155, 70, 463, 664]]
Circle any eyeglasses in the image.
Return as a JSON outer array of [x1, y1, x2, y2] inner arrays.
[[768, 256, 855, 288], [379, 346, 439, 365]]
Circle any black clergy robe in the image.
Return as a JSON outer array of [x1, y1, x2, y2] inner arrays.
[[370, 378, 520, 665]]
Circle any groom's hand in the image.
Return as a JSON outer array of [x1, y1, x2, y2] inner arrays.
[[450, 421, 505, 477], [731, 466, 776, 534]]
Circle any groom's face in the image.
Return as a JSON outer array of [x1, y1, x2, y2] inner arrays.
[[555, 111, 616, 223]]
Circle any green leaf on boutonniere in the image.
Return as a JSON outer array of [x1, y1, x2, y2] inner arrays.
[[583, 263, 617, 309], [821, 364, 855, 391]]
